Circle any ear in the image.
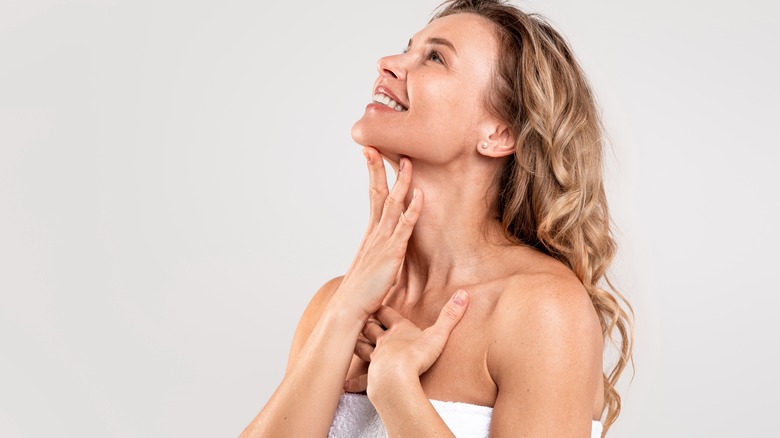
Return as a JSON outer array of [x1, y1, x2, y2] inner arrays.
[[476, 122, 515, 158]]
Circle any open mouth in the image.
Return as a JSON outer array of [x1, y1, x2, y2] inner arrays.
[[372, 93, 408, 112]]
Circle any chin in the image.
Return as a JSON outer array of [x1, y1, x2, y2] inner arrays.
[[350, 119, 370, 147], [351, 119, 404, 163]]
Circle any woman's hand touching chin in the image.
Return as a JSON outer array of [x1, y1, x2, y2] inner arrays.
[[329, 146, 423, 322], [344, 290, 470, 398]]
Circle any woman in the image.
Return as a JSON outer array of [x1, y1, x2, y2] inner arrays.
[[242, 0, 633, 436]]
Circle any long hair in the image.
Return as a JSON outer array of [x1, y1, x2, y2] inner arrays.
[[433, 1, 634, 434]]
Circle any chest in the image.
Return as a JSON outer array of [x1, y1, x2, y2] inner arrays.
[[353, 289, 501, 407], [413, 297, 498, 407]]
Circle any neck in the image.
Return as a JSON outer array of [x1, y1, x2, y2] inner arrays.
[[395, 157, 510, 304]]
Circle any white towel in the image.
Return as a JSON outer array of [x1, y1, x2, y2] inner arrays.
[[329, 393, 603, 438]]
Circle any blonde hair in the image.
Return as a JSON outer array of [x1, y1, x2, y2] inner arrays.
[[434, 1, 634, 434]]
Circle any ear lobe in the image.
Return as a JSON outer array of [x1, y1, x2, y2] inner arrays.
[[477, 124, 516, 158]]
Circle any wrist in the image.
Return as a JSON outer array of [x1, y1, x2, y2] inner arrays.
[[327, 287, 374, 323], [320, 296, 368, 333], [366, 363, 419, 406]]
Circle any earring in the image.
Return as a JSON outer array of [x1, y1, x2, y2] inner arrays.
[[480, 142, 488, 149]]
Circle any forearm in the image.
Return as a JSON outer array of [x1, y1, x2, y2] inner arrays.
[[370, 370, 455, 438], [241, 305, 365, 438]]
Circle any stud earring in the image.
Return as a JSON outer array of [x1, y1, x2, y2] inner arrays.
[[480, 142, 488, 149]]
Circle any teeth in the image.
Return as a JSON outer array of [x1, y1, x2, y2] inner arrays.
[[372, 93, 407, 112]]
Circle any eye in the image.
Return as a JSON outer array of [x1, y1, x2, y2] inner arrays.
[[427, 50, 444, 64]]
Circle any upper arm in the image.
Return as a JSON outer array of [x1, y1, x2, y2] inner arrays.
[[285, 276, 344, 375], [488, 275, 603, 437]]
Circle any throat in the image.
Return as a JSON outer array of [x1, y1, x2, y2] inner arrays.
[[384, 157, 510, 305]]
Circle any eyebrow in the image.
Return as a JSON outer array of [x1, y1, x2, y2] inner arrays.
[[406, 37, 458, 56]]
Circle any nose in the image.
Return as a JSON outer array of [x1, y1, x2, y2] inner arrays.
[[376, 54, 406, 80]]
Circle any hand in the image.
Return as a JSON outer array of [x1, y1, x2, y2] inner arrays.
[[330, 147, 424, 320], [344, 290, 470, 393]]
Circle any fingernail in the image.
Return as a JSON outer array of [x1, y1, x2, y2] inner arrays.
[[453, 290, 467, 306], [399, 158, 405, 172], [343, 380, 350, 391], [412, 188, 418, 200], [362, 148, 370, 162]]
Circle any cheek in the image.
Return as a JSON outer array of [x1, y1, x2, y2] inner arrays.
[[414, 79, 484, 137], [413, 79, 468, 124]]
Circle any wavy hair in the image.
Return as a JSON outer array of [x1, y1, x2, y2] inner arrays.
[[433, 1, 635, 434]]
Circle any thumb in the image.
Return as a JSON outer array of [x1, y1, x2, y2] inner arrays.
[[429, 290, 469, 342]]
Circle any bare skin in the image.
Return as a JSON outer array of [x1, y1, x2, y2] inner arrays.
[[241, 12, 604, 438]]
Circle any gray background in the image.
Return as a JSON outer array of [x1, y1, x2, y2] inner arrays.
[[1, 0, 778, 436]]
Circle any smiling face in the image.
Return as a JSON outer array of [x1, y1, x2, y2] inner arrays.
[[351, 13, 502, 165]]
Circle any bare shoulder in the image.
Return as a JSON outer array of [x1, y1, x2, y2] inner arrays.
[[492, 262, 595, 330], [285, 275, 345, 373], [486, 251, 602, 385], [482, 250, 604, 430]]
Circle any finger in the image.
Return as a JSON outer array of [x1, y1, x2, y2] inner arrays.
[[392, 259, 404, 287], [354, 338, 374, 363], [344, 374, 368, 393], [390, 188, 423, 244], [364, 147, 389, 226], [427, 290, 469, 343], [374, 305, 406, 329], [361, 319, 385, 343], [378, 158, 413, 232]]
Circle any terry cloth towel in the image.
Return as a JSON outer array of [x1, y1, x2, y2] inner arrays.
[[328, 392, 604, 438]]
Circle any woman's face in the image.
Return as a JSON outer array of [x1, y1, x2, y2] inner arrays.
[[351, 13, 501, 165]]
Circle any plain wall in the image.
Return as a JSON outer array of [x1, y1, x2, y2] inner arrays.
[[1, 0, 778, 436]]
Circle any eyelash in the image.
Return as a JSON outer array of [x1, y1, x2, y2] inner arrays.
[[402, 48, 445, 65], [427, 50, 444, 64]]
